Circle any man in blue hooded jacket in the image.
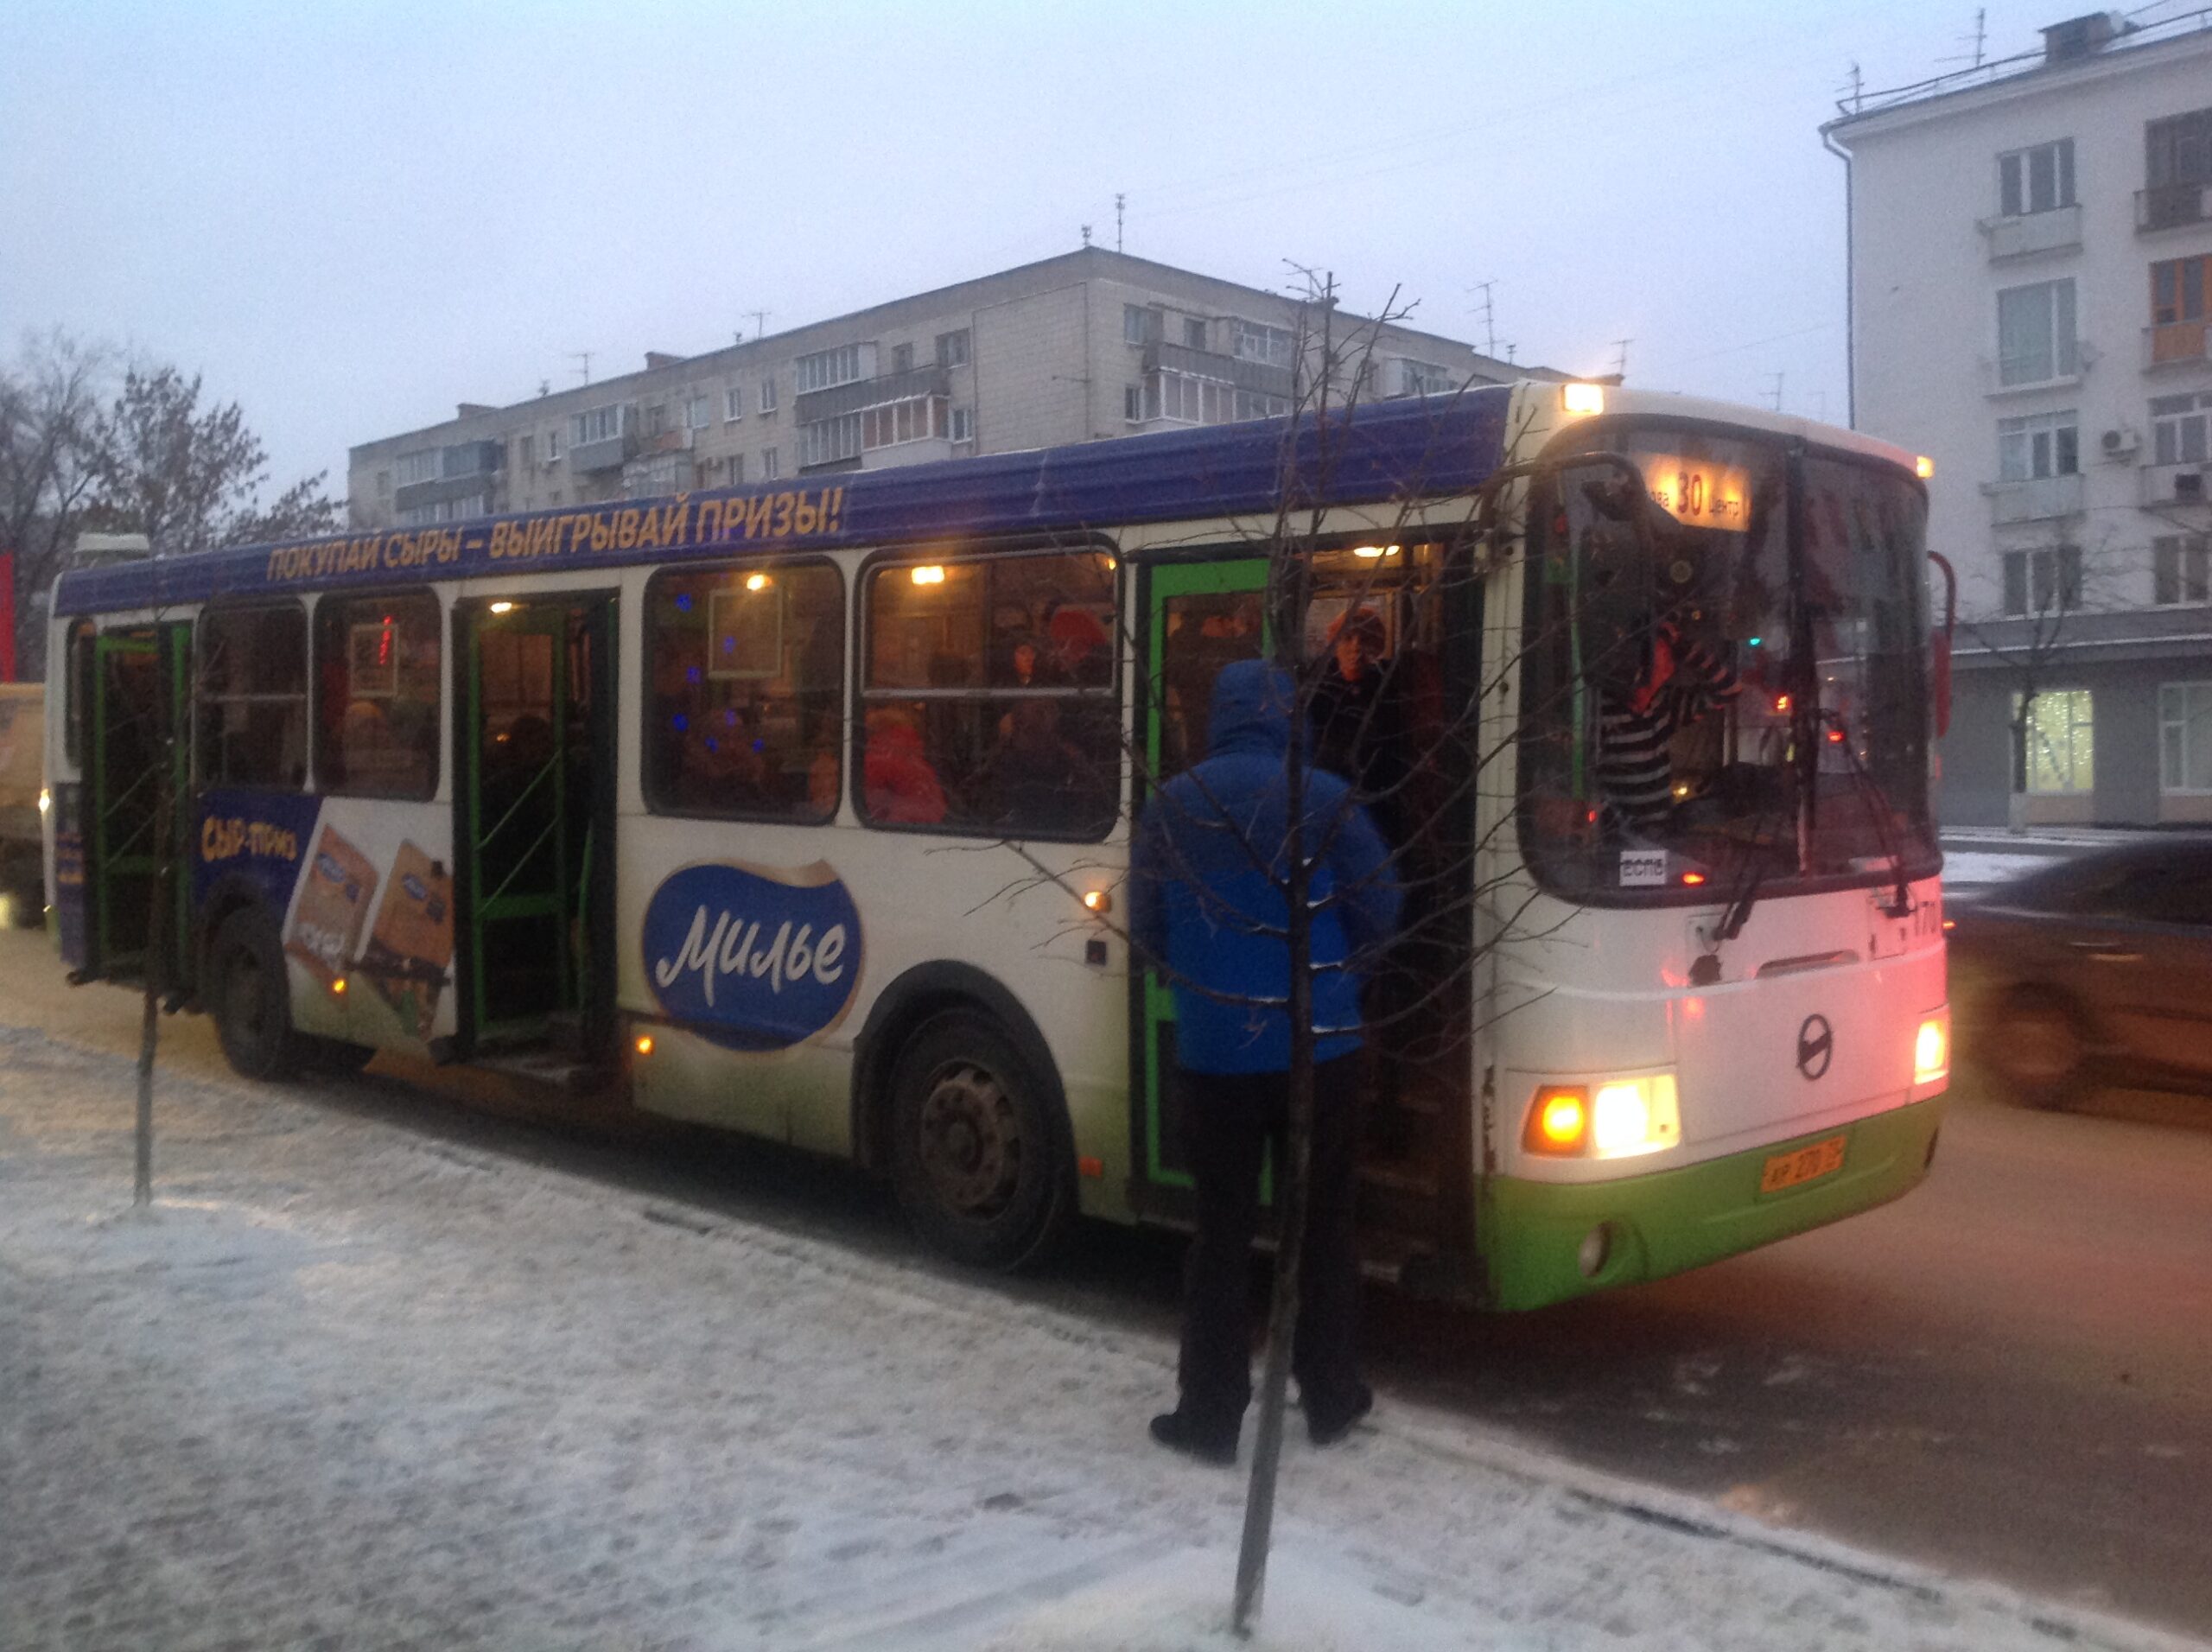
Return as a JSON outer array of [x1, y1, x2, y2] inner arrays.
[[1133, 659, 1402, 1464]]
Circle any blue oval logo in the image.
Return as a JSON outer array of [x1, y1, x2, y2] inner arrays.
[[642, 861, 864, 1052], [402, 874, 429, 901], [315, 853, 345, 882]]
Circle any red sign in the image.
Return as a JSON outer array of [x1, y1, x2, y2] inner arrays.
[[0, 550, 16, 682]]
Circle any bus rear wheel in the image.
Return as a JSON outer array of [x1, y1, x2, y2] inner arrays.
[[888, 1010, 1074, 1271], [209, 908, 306, 1082]]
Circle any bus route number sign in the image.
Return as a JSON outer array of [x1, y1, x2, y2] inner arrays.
[[1758, 1134, 1847, 1195]]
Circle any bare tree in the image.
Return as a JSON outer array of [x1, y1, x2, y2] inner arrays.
[[0, 331, 110, 676]]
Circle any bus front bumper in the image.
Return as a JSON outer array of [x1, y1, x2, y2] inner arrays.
[[1479, 1094, 1947, 1312]]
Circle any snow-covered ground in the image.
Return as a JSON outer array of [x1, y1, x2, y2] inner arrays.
[[1941, 850, 2054, 892], [1, 1017, 2199, 1652]]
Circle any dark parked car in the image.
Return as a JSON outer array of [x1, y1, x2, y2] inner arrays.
[[1950, 838, 2212, 1107]]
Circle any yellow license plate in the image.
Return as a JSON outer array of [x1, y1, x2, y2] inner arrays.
[[1759, 1134, 1847, 1195]]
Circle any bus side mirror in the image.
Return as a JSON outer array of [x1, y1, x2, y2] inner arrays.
[[1929, 551, 1958, 739]]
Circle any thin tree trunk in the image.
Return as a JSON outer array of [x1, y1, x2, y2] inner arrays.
[[134, 724, 170, 1208]]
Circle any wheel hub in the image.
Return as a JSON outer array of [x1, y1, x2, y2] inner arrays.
[[916, 1062, 1021, 1217]]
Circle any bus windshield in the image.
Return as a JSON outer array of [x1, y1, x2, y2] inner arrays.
[[1519, 424, 1938, 901]]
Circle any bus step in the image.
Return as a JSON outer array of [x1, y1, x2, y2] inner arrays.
[[475, 1047, 614, 1096], [1358, 1233, 1450, 1292]]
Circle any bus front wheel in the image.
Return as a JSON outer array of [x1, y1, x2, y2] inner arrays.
[[209, 908, 307, 1082], [888, 1009, 1074, 1271]]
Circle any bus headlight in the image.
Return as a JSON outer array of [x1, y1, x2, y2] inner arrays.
[[1914, 1011, 1949, 1086], [1522, 1074, 1680, 1160]]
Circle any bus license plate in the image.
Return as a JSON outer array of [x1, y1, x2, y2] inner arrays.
[[1759, 1134, 1847, 1195]]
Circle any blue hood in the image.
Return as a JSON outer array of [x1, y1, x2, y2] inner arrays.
[[1207, 659, 1298, 760]]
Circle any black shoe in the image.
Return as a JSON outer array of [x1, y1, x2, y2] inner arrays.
[[1306, 1384, 1373, 1446], [1150, 1409, 1238, 1465]]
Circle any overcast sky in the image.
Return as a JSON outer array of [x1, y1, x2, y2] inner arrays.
[[0, 1, 2144, 504]]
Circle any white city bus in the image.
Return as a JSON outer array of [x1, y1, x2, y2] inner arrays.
[[43, 381, 1950, 1307]]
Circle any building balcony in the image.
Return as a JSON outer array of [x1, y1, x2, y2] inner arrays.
[[795, 362, 949, 423], [859, 436, 954, 472], [1980, 203, 2082, 262], [2140, 461, 2212, 510], [2145, 321, 2211, 372], [1982, 472, 2085, 524], [570, 431, 637, 474], [2137, 183, 2212, 234], [1142, 340, 1296, 398], [622, 451, 695, 498]]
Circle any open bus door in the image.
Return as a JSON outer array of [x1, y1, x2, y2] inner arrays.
[[1136, 553, 1474, 1290], [82, 625, 190, 987], [456, 596, 616, 1064]]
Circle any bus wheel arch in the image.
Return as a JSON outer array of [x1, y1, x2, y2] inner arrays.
[[855, 964, 1077, 1270], [207, 899, 308, 1081]]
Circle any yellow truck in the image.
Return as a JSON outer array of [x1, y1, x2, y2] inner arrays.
[[0, 683, 44, 924]]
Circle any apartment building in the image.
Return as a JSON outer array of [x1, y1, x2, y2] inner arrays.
[[1827, 10, 2212, 827], [347, 246, 1513, 537]]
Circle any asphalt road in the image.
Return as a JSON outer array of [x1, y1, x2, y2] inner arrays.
[[7, 930, 2209, 1638]]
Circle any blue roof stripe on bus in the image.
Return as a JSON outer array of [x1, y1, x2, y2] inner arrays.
[[54, 388, 1513, 615]]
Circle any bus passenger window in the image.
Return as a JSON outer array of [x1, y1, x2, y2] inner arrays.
[[196, 605, 308, 791], [861, 550, 1119, 838], [645, 562, 843, 822], [62, 619, 94, 770], [314, 593, 440, 798]]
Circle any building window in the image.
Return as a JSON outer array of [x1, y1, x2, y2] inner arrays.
[[1998, 410, 2079, 480], [2161, 683, 2212, 792], [861, 396, 947, 450], [1124, 385, 1142, 423], [728, 454, 744, 485], [725, 385, 745, 423], [643, 562, 843, 822], [395, 449, 439, 486], [517, 435, 534, 468], [937, 328, 971, 367], [545, 429, 561, 462], [2155, 534, 2212, 606], [375, 470, 391, 498], [2152, 391, 2212, 465], [1231, 320, 1295, 369], [858, 550, 1119, 838], [314, 593, 440, 799], [2018, 688, 2094, 794], [799, 413, 864, 469], [795, 345, 868, 394], [2145, 106, 2212, 227], [196, 604, 308, 791], [1999, 137, 2075, 217], [645, 403, 668, 438], [1182, 317, 1208, 350], [950, 406, 973, 443], [685, 395, 712, 430], [1401, 359, 1459, 397], [891, 341, 914, 374], [2002, 544, 2082, 615], [761, 447, 779, 480], [2150, 254, 2211, 364], [1146, 370, 1290, 427], [1123, 304, 1163, 346], [572, 404, 624, 445], [1997, 279, 2077, 386], [760, 378, 779, 415]]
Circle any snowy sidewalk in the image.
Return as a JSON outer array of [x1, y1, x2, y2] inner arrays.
[[0, 1018, 2198, 1652]]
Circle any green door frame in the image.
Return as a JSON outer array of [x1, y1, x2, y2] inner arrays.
[[1137, 558, 1272, 1192], [87, 626, 191, 985]]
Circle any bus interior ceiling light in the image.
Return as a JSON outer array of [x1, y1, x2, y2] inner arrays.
[[745, 573, 770, 592], [1561, 383, 1606, 416], [911, 565, 946, 586], [634, 1033, 655, 1058], [1351, 544, 1401, 560], [488, 600, 514, 614]]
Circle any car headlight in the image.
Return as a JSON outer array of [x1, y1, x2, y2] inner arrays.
[[1522, 1074, 1681, 1160]]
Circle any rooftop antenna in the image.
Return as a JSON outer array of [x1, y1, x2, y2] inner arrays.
[[1764, 371, 1785, 412], [744, 309, 770, 342], [538, 378, 550, 397], [1082, 223, 1092, 246], [1841, 60, 1863, 113], [1936, 9, 1988, 73], [1115, 192, 1125, 253], [1611, 338, 1632, 379], [568, 350, 594, 386], [1467, 280, 1499, 357]]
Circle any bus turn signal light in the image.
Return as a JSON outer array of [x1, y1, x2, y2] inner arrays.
[[634, 1033, 655, 1058], [1525, 1087, 1589, 1154]]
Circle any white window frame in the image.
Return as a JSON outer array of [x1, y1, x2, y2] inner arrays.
[[395, 449, 439, 486], [795, 344, 868, 394], [799, 412, 864, 468], [545, 429, 561, 462], [761, 447, 779, 480], [759, 378, 779, 415], [2002, 544, 2082, 615], [2161, 681, 2212, 793], [1998, 137, 2075, 218], [937, 328, 971, 368], [2017, 687, 2094, 795], [725, 385, 746, 423], [1996, 279, 2078, 387], [1231, 319, 1295, 369], [950, 406, 973, 443], [2154, 533, 2212, 606], [685, 394, 712, 431], [572, 403, 625, 445], [2152, 391, 2211, 467], [1123, 304, 1163, 346], [1998, 410, 2080, 480]]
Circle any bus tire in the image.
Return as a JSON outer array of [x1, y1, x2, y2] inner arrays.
[[887, 1009, 1075, 1272], [1986, 985, 2088, 1109], [305, 1036, 378, 1076], [208, 907, 307, 1082]]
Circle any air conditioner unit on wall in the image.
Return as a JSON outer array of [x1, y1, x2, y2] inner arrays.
[[2101, 427, 2140, 460]]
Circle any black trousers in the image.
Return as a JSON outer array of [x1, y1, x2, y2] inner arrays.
[[1174, 1052, 1365, 1430]]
